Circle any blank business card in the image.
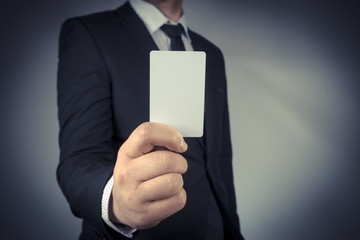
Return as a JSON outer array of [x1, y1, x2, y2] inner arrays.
[[150, 50, 206, 137]]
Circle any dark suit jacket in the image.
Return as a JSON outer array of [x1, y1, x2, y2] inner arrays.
[[57, 2, 243, 240]]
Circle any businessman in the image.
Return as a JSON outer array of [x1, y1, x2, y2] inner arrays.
[[57, 0, 244, 239]]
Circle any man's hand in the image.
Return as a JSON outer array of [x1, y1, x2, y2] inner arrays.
[[110, 122, 188, 229]]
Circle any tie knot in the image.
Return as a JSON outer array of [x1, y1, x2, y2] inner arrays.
[[160, 24, 185, 38]]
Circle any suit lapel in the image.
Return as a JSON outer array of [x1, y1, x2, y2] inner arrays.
[[188, 30, 204, 52], [188, 30, 216, 156], [115, 2, 159, 64]]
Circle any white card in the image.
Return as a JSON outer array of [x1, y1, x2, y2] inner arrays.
[[150, 50, 206, 137]]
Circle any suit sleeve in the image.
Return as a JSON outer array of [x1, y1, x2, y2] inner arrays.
[[218, 52, 241, 233], [57, 18, 119, 237]]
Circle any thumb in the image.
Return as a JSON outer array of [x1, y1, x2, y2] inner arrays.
[[119, 122, 188, 160]]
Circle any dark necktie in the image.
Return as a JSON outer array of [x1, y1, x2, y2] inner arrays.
[[160, 24, 186, 51]]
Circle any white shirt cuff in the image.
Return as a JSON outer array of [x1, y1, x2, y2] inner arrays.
[[101, 176, 137, 238]]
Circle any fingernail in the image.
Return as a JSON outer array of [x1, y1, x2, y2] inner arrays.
[[180, 139, 188, 152]]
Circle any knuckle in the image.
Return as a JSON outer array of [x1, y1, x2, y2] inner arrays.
[[123, 191, 134, 205], [160, 152, 173, 170], [166, 173, 183, 190], [119, 183, 136, 204], [117, 166, 130, 184], [179, 156, 188, 173], [170, 134, 181, 148], [125, 163, 138, 180], [138, 122, 153, 138], [175, 189, 187, 210], [114, 169, 124, 185]]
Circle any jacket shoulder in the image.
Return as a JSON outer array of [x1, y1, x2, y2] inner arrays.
[[61, 9, 118, 31], [61, 2, 132, 29], [189, 30, 223, 56]]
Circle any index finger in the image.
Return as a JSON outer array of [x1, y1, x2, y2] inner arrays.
[[120, 122, 188, 160], [129, 150, 188, 181]]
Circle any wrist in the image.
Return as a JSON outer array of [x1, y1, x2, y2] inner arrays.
[[109, 190, 121, 224]]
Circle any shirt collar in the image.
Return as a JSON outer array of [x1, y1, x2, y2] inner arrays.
[[129, 0, 191, 41]]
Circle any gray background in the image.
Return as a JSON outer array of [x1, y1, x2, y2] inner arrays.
[[1, 0, 359, 239]]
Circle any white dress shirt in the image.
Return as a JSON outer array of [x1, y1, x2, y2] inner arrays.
[[101, 0, 193, 238]]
